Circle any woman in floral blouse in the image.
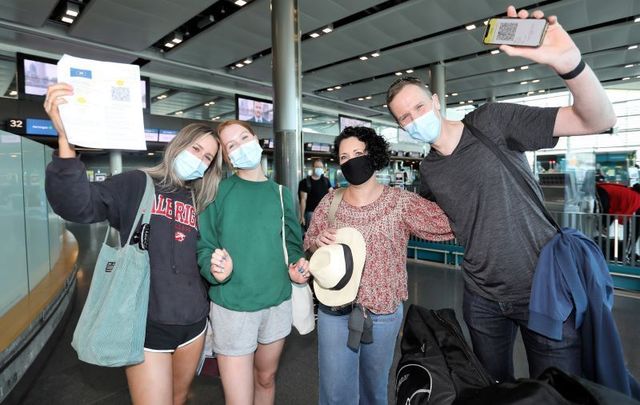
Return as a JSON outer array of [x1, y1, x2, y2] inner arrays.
[[304, 126, 454, 405]]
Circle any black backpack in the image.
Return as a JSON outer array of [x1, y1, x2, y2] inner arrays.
[[395, 305, 494, 405]]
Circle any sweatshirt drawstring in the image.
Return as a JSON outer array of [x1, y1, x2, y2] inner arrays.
[[171, 199, 177, 273]]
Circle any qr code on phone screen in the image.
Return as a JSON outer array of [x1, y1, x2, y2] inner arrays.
[[496, 22, 518, 41], [111, 87, 131, 102]]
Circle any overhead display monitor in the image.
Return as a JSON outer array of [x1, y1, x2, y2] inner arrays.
[[338, 114, 372, 133], [236, 95, 273, 124], [17, 52, 150, 113], [158, 129, 177, 143], [144, 128, 159, 142], [140, 76, 151, 113], [17, 53, 58, 100]]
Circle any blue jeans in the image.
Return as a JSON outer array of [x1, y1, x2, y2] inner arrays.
[[463, 287, 582, 382], [317, 303, 403, 405], [303, 211, 314, 232], [304, 211, 314, 225]]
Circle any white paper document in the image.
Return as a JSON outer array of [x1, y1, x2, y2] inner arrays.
[[57, 54, 146, 150]]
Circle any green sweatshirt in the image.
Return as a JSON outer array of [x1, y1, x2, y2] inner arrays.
[[197, 175, 304, 312]]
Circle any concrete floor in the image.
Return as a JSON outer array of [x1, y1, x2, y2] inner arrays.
[[17, 222, 640, 404]]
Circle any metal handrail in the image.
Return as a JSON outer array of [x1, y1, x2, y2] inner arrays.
[[409, 211, 640, 268]]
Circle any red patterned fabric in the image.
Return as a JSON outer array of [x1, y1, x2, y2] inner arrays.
[[304, 187, 453, 314]]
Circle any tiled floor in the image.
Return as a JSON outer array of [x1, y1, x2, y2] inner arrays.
[[18, 222, 640, 404]]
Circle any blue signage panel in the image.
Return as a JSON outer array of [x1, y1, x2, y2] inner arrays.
[[26, 118, 57, 136]]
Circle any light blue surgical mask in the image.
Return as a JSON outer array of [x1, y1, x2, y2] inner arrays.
[[313, 168, 324, 177], [229, 139, 263, 169], [404, 109, 442, 144], [173, 150, 208, 181]]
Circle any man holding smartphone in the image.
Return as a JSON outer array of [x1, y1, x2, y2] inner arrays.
[[386, 5, 616, 383]]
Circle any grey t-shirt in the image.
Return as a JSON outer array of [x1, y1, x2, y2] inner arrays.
[[420, 103, 559, 302]]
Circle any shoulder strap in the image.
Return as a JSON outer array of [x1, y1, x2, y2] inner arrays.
[[124, 173, 156, 244], [328, 188, 345, 228], [279, 185, 288, 264], [306, 176, 311, 190], [462, 120, 561, 232]]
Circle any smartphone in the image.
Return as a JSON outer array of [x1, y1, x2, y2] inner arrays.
[[483, 17, 548, 47]]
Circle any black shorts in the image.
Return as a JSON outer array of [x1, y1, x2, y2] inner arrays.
[[143, 318, 207, 352]]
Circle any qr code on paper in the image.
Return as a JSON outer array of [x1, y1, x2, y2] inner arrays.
[[496, 22, 518, 41], [111, 86, 131, 102]]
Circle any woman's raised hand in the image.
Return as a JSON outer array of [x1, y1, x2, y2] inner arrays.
[[44, 83, 75, 157]]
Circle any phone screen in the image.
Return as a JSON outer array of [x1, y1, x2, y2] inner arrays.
[[483, 18, 548, 47]]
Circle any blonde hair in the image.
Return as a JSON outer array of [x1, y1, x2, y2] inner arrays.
[[216, 119, 257, 170], [144, 123, 223, 213]]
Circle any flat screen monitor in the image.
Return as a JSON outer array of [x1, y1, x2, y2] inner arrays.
[[236, 95, 273, 124], [338, 114, 372, 133], [17, 53, 58, 100], [140, 76, 150, 113], [17, 53, 151, 113], [159, 129, 177, 143], [144, 128, 159, 142]]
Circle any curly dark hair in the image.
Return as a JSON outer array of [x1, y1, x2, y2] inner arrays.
[[334, 126, 390, 170]]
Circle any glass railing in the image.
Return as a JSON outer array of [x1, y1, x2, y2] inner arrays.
[[408, 210, 640, 292], [0, 131, 65, 317]]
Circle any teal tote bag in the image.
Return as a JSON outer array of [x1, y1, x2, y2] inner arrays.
[[72, 173, 155, 367]]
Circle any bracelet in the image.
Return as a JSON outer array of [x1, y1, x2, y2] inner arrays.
[[558, 59, 585, 81]]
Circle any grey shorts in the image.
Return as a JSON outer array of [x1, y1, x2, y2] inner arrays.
[[209, 299, 292, 356]]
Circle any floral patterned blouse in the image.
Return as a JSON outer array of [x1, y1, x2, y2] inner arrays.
[[304, 186, 454, 314]]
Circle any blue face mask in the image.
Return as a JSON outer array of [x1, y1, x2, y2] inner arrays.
[[403, 109, 442, 144], [173, 150, 208, 181], [313, 168, 324, 177], [229, 139, 263, 169]]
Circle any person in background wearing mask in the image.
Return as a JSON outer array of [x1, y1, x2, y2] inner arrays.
[[304, 126, 453, 405], [44, 83, 223, 404], [386, 5, 616, 383], [252, 101, 265, 123], [299, 158, 333, 230], [197, 120, 310, 405]]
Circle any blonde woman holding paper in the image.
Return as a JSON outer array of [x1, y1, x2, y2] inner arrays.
[[44, 83, 223, 405]]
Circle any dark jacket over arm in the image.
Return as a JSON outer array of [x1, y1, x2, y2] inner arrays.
[[529, 228, 640, 399], [45, 153, 146, 246]]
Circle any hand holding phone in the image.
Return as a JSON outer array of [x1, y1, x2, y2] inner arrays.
[[489, 6, 582, 80], [483, 17, 548, 47]]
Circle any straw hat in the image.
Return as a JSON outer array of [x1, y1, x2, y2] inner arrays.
[[309, 227, 366, 307]]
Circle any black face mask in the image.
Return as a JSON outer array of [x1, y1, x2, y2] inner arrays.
[[341, 155, 374, 185]]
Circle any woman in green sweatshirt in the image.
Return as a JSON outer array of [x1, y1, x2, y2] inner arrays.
[[197, 120, 309, 405]]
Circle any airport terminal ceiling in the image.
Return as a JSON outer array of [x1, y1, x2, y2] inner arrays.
[[0, 0, 639, 131]]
